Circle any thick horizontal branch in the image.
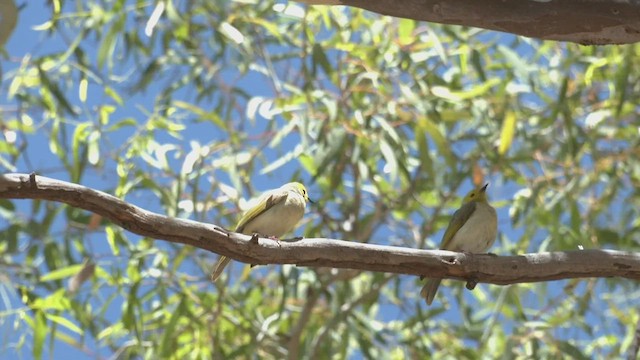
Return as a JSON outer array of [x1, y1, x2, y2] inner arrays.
[[1, 173, 639, 284], [297, 0, 640, 45]]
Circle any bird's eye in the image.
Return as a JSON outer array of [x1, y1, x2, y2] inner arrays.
[[470, 193, 475, 197], [303, 189, 306, 195]]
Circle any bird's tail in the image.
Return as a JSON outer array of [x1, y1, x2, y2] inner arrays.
[[210, 256, 231, 282], [420, 279, 442, 305]]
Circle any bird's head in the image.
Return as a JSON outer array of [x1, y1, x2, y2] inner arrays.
[[462, 183, 489, 204], [284, 182, 314, 203]]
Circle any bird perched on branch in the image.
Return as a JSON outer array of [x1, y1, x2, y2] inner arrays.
[[210, 182, 312, 282], [421, 183, 497, 305]]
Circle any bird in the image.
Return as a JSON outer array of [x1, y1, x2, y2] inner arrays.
[[421, 183, 497, 305], [210, 182, 312, 282]]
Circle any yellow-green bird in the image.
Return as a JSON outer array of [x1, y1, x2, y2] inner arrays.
[[210, 182, 312, 282], [421, 183, 497, 305]]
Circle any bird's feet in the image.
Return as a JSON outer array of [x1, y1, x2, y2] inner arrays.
[[267, 235, 282, 248]]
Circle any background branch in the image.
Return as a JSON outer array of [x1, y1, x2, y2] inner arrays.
[[1, 173, 639, 285], [297, 0, 640, 45]]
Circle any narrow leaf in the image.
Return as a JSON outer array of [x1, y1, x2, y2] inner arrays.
[[498, 111, 516, 155]]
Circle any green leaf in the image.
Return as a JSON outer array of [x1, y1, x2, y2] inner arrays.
[[45, 314, 83, 335], [107, 118, 138, 131], [431, 78, 501, 102], [0, 223, 19, 253], [379, 139, 398, 182], [260, 144, 304, 175], [418, 118, 455, 168], [37, 64, 77, 115], [246, 18, 283, 42], [614, 46, 632, 117], [556, 340, 590, 360], [414, 125, 433, 179], [0, 139, 19, 155], [97, 16, 124, 70], [160, 296, 187, 356], [397, 19, 415, 45], [312, 43, 333, 76], [40, 265, 84, 282], [33, 311, 47, 360], [97, 323, 124, 341], [98, 105, 116, 126], [173, 100, 226, 129], [105, 225, 121, 256], [87, 130, 100, 165], [31, 289, 69, 311], [498, 111, 516, 155], [78, 77, 88, 103], [104, 86, 124, 105]]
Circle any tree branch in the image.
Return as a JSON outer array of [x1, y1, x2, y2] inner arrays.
[[297, 0, 640, 45], [1, 173, 639, 284], [0, 0, 18, 47]]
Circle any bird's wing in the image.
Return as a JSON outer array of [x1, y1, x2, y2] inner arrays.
[[235, 189, 289, 233], [440, 201, 477, 250]]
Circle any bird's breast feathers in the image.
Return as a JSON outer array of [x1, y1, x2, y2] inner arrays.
[[447, 202, 497, 253], [241, 193, 306, 237]]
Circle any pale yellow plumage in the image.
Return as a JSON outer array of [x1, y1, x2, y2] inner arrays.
[[421, 183, 497, 305], [210, 182, 311, 282]]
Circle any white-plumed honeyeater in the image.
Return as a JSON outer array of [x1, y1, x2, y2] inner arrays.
[[210, 182, 312, 282], [421, 183, 497, 305]]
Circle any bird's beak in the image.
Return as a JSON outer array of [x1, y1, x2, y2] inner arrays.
[[308, 198, 315, 204], [481, 183, 489, 192]]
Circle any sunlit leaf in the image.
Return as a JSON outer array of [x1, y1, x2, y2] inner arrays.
[[78, 77, 88, 102], [45, 314, 83, 335], [33, 311, 46, 360], [498, 111, 516, 155], [431, 78, 501, 102], [40, 265, 84, 282]]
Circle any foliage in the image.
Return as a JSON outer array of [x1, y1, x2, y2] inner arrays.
[[1, 0, 639, 358]]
